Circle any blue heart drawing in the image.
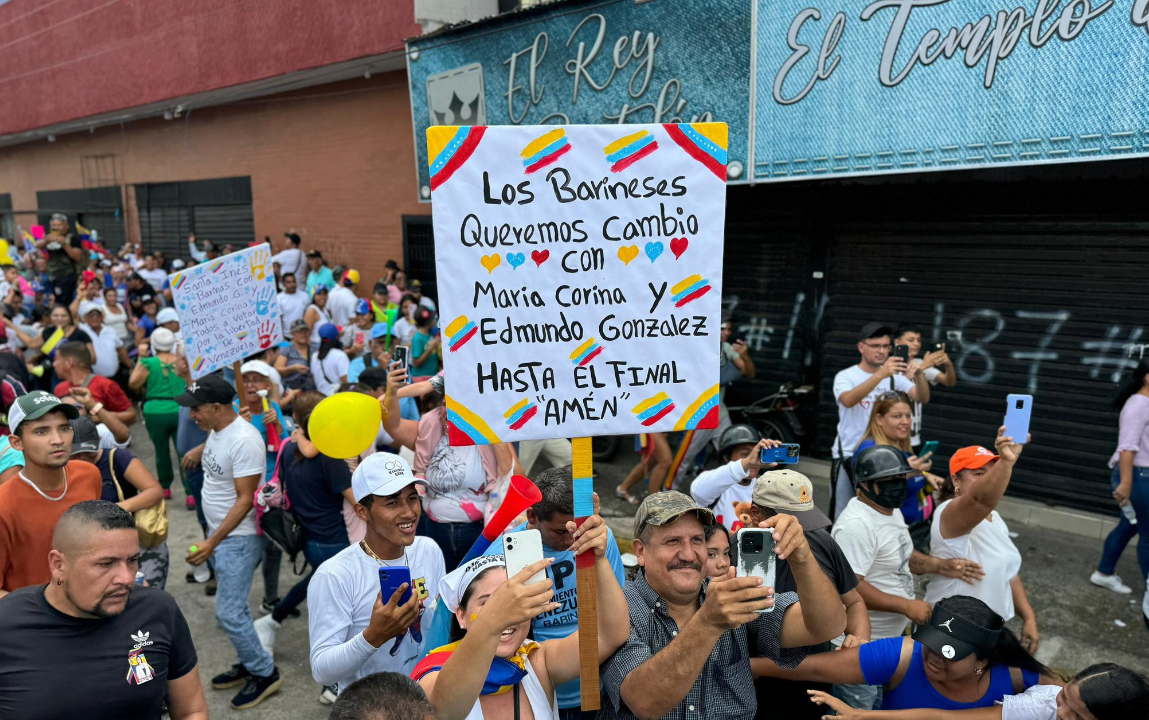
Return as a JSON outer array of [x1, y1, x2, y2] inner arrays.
[[645, 242, 664, 263], [507, 252, 526, 269]]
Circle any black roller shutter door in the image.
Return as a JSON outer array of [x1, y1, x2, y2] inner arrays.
[[0, 194, 12, 244], [817, 220, 1149, 512], [135, 177, 253, 260], [404, 216, 438, 302], [192, 205, 255, 250]]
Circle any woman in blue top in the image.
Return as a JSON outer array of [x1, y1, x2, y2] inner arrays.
[[754, 595, 1055, 712], [855, 391, 940, 527]]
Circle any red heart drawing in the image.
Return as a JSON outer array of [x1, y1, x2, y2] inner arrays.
[[670, 237, 689, 259], [531, 249, 550, 267]]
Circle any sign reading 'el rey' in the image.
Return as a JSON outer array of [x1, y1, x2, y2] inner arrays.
[[428, 123, 727, 445]]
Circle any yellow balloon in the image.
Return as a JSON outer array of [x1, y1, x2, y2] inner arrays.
[[308, 392, 382, 459]]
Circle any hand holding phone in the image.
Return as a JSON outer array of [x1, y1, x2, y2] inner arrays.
[[760, 444, 800, 465], [1003, 394, 1033, 444], [734, 529, 776, 613], [892, 344, 910, 363], [504, 529, 547, 585], [919, 440, 940, 457], [392, 345, 411, 376], [379, 566, 413, 607]]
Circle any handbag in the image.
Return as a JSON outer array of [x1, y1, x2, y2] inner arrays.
[[255, 444, 308, 565], [109, 448, 169, 547]]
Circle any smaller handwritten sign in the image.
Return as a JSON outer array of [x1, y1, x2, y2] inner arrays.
[[169, 244, 281, 379]]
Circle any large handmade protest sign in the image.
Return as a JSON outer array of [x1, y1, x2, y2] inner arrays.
[[429, 123, 727, 445], [169, 243, 282, 380]]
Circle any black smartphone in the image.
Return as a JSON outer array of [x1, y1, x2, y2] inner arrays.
[[930, 342, 945, 354], [892, 344, 910, 363], [392, 346, 411, 375]]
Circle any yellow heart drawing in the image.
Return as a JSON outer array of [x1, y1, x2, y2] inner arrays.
[[480, 254, 501, 274], [617, 245, 639, 266]]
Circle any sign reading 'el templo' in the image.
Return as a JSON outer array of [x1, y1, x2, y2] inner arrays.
[[428, 123, 727, 445]]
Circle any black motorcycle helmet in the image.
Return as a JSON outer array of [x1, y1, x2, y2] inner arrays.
[[718, 424, 761, 460], [852, 444, 912, 486]]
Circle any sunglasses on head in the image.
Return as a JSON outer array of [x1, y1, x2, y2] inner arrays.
[[878, 390, 911, 403]]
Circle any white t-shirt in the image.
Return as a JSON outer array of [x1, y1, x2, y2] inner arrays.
[[832, 365, 915, 458], [277, 291, 310, 334], [327, 286, 359, 328], [312, 349, 350, 396], [392, 318, 416, 346], [908, 361, 942, 447], [926, 499, 1022, 620], [137, 267, 167, 292], [273, 247, 305, 278], [690, 459, 753, 531], [82, 323, 123, 378], [97, 422, 128, 449], [200, 417, 267, 535], [308, 537, 445, 694], [832, 497, 914, 639], [1000, 684, 1059, 720], [423, 435, 489, 523]]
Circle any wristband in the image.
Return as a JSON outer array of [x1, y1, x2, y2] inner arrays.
[[89, 402, 104, 416]]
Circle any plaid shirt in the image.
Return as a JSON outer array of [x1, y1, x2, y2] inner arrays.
[[599, 571, 808, 720]]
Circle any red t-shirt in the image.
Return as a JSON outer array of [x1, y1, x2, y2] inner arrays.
[[0, 461, 102, 591], [54, 376, 131, 413]]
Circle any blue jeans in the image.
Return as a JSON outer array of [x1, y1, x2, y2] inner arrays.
[[831, 684, 882, 711], [213, 534, 275, 677], [419, 515, 482, 572], [1097, 466, 1149, 579], [273, 539, 348, 622]]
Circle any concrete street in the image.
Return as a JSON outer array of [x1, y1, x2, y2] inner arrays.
[[144, 427, 1148, 719]]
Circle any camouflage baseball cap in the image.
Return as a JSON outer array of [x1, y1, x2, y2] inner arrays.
[[633, 491, 715, 540]]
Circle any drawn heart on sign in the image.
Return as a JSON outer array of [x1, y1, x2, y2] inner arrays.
[[480, 254, 502, 274], [531, 249, 550, 267], [645, 242, 664, 263], [507, 252, 526, 269], [617, 245, 639, 266], [670, 237, 689, 259]]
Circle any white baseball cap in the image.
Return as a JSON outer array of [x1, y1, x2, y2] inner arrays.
[[351, 453, 422, 503], [239, 360, 274, 378], [157, 307, 180, 324], [78, 300, 104, 318]]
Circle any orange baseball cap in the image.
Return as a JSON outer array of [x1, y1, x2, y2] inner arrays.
[[949, 446, 999, 476]]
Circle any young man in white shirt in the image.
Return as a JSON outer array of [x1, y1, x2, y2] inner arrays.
[[894, 324, 957, 449], [308, 453, 445, 700], [690, 424, 781, 530], [830, 322, 931, 519], [326, 269, 360, 329], [179, 375, 282, 710], [272, 233, 305, 284], [78, 301, 127, 379], [137, 254, 168, 293], [276, 273, 310, 336]]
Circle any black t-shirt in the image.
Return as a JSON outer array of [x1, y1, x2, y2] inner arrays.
[[754, 527, 858, 720], [279, 441, 352, 545], [0, 584, 198, 720], [40, 325, 91, 349], [98, 447, 138, 503]]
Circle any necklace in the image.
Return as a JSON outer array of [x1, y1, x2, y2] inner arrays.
[[19, 467, 69, 502], [360, 540, 407, 567]]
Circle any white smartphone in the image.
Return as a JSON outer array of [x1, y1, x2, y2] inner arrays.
[[503, 529, 546, 585], [734, 528, 776, 613]]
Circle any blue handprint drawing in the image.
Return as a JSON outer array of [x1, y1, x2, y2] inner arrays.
[[255, 286, 274, 316]]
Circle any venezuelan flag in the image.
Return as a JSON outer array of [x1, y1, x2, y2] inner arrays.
[[520, 128, 571, 174], [603, 130, 658, 173], [412, 641, 536, 695], [41, 327, 66, 356], [632, 392, 676, 427]]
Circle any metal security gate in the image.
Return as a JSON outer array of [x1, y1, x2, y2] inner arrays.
[[0, 194, 12, 244], [816, 221, 1149, 513], [136, 177, 253, 260], [403, 216, 437, 301]]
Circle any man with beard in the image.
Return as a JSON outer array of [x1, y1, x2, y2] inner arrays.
[[0, 392, 100, 597], [308, 453, 445, 700], [0, 501, 207, 719]]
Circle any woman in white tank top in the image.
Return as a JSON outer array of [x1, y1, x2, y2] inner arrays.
[[416, 512, 630, 720], [925, 428, 1039, 653]]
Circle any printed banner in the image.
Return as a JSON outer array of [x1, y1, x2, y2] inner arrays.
[[169, 244, 282, 379], [429, 123, 727, 444], [406, 0, 752, 201], [754, 0, 1149, 179]]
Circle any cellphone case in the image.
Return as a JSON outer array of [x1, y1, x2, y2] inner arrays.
[[919, 440, 940, 457], [761, 444, 801, 465], [393, 346, 411, 372], [734, 529, 776, 612], [379, 566, 413, 606], [1004, 394, 1032, 444], [504, 529, 547, 585]]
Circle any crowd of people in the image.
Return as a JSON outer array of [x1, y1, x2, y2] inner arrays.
[[0, 217, 1146, 720]]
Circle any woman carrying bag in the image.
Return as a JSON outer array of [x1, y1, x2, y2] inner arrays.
[[129, 327, 189, 506]]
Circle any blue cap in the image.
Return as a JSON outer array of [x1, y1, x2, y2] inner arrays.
[[355, 298, 371, 316], [370, 323, 395, 340], [318, 323, 340, 342]]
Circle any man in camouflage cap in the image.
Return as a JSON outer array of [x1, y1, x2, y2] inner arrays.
[[599, 491, 847, 720]]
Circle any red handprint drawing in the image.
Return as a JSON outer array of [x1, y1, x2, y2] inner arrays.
[[258, 320, 276, 349]]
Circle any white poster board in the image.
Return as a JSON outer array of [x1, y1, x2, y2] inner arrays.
[[169, 243, 282, 379], [429, 123, 727, 445]]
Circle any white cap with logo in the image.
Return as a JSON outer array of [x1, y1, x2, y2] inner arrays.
[[351, 453, 423, 503]]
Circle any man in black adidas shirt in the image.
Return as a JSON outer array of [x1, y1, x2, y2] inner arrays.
[[0, 500, 206, 720]]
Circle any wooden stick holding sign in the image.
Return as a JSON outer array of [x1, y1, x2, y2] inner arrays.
[[232, 361, 249, 407], [571, 436, 599, 711]]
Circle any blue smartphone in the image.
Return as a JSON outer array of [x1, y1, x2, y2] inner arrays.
[[761, 444, 800, 464], [1003, 394, 1033, 444], [919, 440, 940, 457], [379, 566, 413, 605]]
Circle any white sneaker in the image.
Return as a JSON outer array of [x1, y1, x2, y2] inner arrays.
[[318, 685, 338, 705], [1090, 571, 1133, 594], [253, 614, 280, 655]]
